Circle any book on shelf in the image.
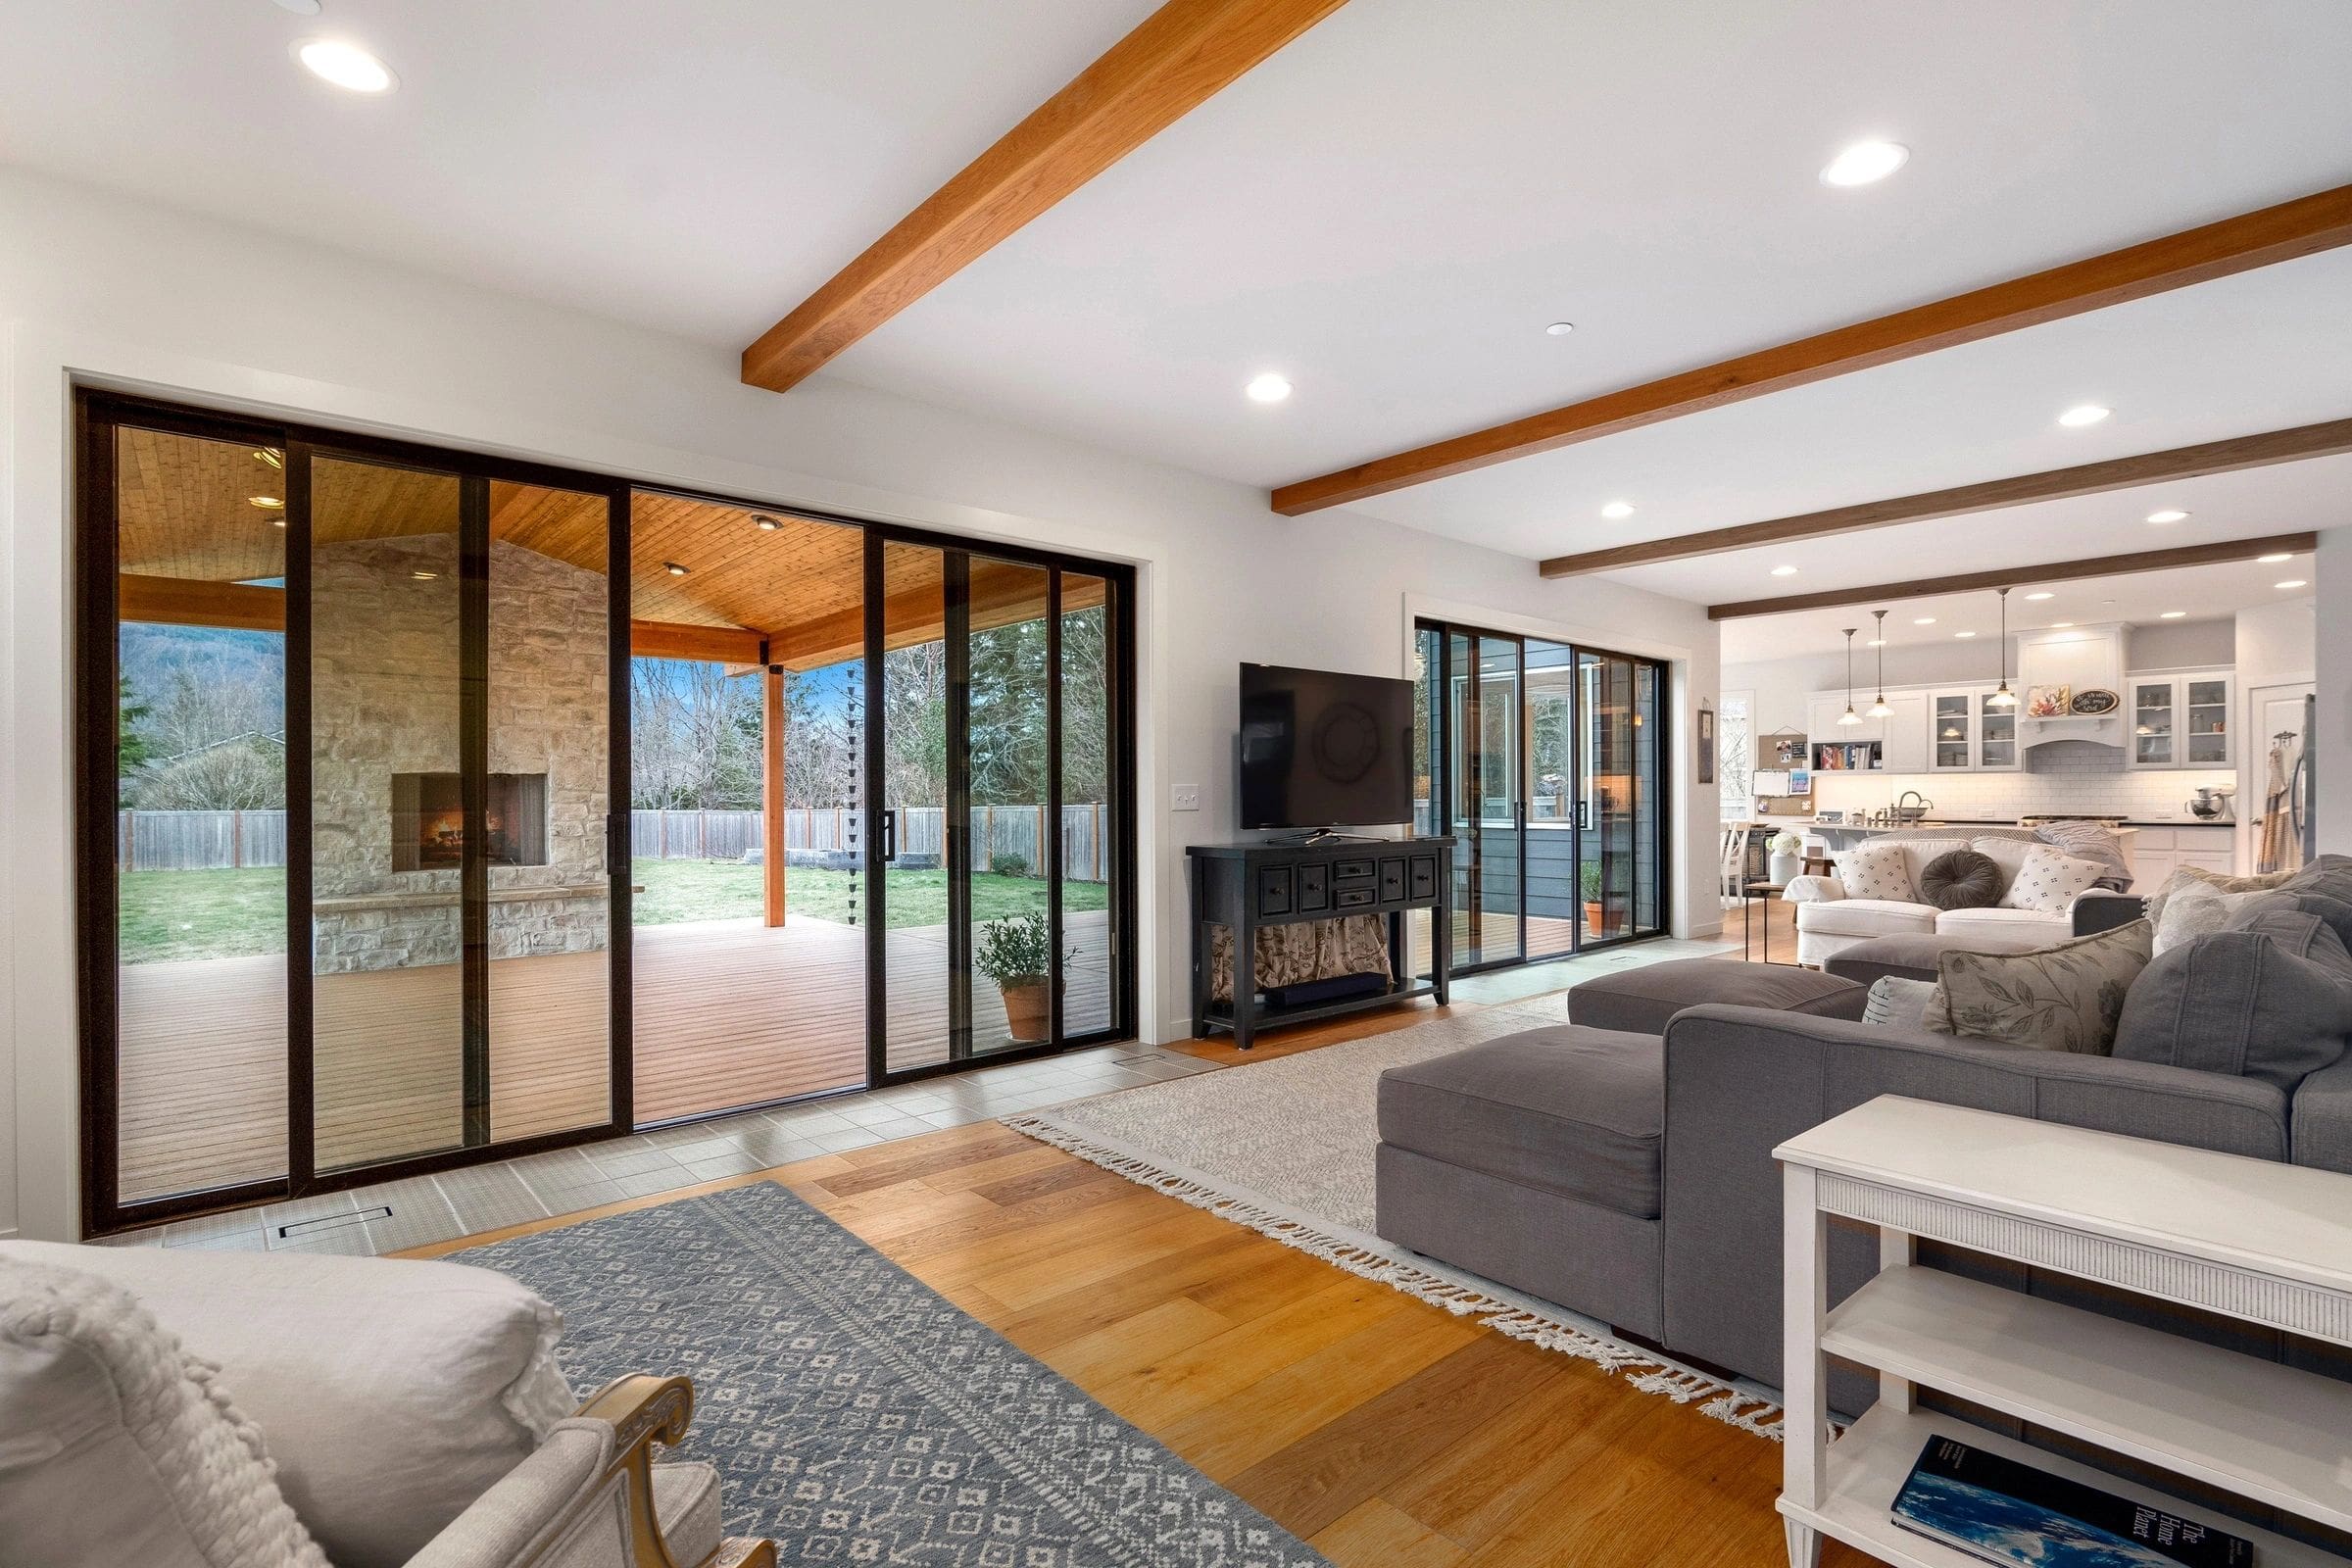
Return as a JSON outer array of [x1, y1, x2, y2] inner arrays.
[[1889, 1436, 2254, 1568]]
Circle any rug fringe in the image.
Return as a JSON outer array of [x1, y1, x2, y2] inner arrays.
[[1004, 1111, 1785, 1441]]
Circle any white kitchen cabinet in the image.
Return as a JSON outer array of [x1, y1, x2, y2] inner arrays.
[[1925, 688, 2019, 772], [2132, 825, 2238, 890], [1876, 692, 1930, 774], [1977, 689, 2022, 770], [2128, 671, 2233, 770]]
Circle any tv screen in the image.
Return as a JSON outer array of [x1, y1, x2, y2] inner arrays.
[[1239, 663, 1415, 830]]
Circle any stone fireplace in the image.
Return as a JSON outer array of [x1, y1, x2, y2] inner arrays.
[[312, 533, 610, 975]]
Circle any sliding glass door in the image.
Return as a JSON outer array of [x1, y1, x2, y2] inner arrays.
[[77, 391, 1136, 1235], [1415, 619, 1669, 972]]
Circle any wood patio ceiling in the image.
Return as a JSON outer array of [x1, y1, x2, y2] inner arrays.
[[113, 428, 1101, 671]]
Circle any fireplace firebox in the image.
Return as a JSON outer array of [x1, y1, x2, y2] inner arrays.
[[390, 772, 549, 870]]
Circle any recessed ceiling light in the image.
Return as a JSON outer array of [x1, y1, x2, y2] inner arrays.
[[2145, 509, 2188, 524], [1954, 630, 1977, 638], [1820, 140, 1909, 187], [1867, 638, 1886, 647], [2159, 611, 2186, 619], [294, 38, 398, 93], [2258, 552, 2293, 564], [248, 495, 283, 510], [1912, 616, 1936, 625], [273, 0, 323, 13], [2024, 591, 2053, 601], [663, 562, 691, 576], [1769, 564, 1798, 577], [1545, 321, 1576, 336], [2057, 404, 2111, 427], [412, 569, 439, 581], [2277, 579, 2310, 590], [1245, 372, 1293, 404], [270, 517, 286, 529], [753, 514, 782, 532], [2050, 621, 2075, 628], [1600, 501, 1636, 519], [252, 448, 283, 470]]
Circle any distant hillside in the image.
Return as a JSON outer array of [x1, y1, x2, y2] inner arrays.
[[120, 622, 283, 697]]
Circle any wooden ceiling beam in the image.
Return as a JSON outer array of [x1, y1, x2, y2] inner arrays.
[[1706, 532, 2318, 620], [1273, 182, 2352, 515], [627, 620, 766, 663], [1539, 417, 2352, 578], [119, 574, 286, 632], [741, 0, 1350, 393]]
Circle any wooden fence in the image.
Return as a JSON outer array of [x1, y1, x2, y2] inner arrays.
[[119, 804, 1113, 881]]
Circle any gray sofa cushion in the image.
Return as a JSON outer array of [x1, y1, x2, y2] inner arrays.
[[1566, 957, 1863, 1036], [1918, 848, 2001, 910], [2114, 907, 2352, 1090], [1377, 1025, 1662, 1218], [1822, 931, 2052, 987]]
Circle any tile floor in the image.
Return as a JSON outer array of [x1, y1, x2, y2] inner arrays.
[[98, 1042, 1220, 1257]]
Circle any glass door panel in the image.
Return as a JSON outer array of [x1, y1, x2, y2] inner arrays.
[[1933, 694, 1972, 770], [310, 453, 468, 1173], [879, 541, 953, 1075], [967, 559, 1053, 1056], [1579, 651, 1637, 944], [1979, 693, 2017, 769], [111, 424, 292, 1203], [2184, 677, 2230, 764], [2134, 680, 2176, 766], [485, 482, 612, 1142], [627, 496, 868, 1121], [1058, 573, 1118, 1038], [1446, 631, 1521, 969], [1524, 639, 1578, 961], [1633, 661, 1663, 936]]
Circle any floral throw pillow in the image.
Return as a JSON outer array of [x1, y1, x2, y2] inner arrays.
[[1838, 841, 1916, 902], [1998, 845, 2106, 912], [1926, 919, 2153, 1054]]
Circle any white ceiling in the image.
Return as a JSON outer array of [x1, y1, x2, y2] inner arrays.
[[4, 1, 2350, 605]]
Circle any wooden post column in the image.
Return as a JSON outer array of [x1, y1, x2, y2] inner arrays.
[[762, 664, 787, 927]]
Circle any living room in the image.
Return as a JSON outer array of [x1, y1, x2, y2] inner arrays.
[[6, 5, 2352, 1567]]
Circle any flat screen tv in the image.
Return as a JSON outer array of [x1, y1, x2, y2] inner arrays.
[[1239, 663, 1415, 831]]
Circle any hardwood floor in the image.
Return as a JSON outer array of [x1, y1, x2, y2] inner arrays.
[[406, 996, 1876, 1568]]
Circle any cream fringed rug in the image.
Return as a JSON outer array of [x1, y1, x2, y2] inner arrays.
[[1003, 1004, 1784, 1438]]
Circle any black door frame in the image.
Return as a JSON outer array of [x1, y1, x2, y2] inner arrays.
[[1417, 617, 1673, 976], [75, 388, 1138, 1235]]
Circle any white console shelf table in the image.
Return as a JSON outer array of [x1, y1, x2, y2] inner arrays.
[[1775, 1096, 2352, 1568]]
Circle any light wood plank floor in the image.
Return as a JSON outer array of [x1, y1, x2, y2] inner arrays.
[[406, 1001, 1877, 1568], [119, 911, 1112, 1202]]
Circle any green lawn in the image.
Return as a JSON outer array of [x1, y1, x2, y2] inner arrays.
[[631, 858, 1105, 929], [119, 867, 288, 964], [113, 860, 1107, 962]]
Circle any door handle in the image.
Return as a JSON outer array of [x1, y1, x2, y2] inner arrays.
[[881, 808, 898, 861]]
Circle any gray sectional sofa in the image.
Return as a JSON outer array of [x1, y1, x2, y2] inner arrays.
[[1374, 860, 2352, 1410]]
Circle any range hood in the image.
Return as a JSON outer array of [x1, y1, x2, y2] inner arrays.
[[2015, 624, 2127, 751]]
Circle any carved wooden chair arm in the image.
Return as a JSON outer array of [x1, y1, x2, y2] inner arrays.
[[572, 1375, 776, 1568]]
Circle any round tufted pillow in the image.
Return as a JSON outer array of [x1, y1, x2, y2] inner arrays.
[[1918, 848, 2003, 910]]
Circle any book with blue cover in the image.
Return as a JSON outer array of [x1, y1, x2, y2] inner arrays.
[[1889, 1436, 2254, 1568]]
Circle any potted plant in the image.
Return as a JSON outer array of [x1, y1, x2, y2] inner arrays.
[[975, 909, 1072, 1044], [1581, 861, 1606, 935], [1767, 829, 1805, 885]]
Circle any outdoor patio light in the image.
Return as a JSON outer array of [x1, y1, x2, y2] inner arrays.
[[664, 561, 691, 575]]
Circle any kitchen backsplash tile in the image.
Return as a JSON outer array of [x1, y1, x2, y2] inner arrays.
[[1812, 760, 2236, 824]]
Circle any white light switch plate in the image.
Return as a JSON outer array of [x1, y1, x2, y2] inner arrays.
[[1171, 784, 1201, 811]]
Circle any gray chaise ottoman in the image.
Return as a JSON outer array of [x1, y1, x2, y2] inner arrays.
[[1375, 1024, 1666, 1337], [1821, 931, 2049, 987], [1567, 956, 1865, 1036]]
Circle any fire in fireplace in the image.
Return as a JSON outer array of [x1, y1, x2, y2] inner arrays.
[[391, 772, 550, 870]]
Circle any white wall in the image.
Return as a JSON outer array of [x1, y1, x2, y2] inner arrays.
[[2318, 531, 2352, 855], [2233, 597, 2317, 867], [0, 171, 1718, 1239]]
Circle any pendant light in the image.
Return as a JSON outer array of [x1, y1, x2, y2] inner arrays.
[[1866, 610, 1892, 717], [1986, 587, 2018, 707], [1837, 627, 1863, 725]]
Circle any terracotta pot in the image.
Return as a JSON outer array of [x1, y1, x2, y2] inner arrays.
[[1000, 976, 1052, 1043], [1584, 901, 1605, 935]]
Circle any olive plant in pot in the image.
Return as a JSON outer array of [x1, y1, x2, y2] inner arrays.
[[1581, 861, 1605, 935], [975, 909, 1075, 1044]]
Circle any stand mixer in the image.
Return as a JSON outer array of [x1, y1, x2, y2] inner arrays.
[[2185, 785, 2235, 821]]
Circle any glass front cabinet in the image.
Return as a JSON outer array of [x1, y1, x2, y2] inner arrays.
[[2130, 671, 2231, 769], [1927, 689, 2020, 772]]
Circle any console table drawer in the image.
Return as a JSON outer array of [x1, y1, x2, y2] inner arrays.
[[1378, 858, 1407, 901], [1255, 866, 1294, 916], [1297, 861, 1330, 912], [1408, 854, 1439, 900], [1332, 858, 1376, 881], [1335, 886, 1376, 909]]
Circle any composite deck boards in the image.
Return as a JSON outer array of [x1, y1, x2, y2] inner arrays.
[[117, 910, 1112, 1202]]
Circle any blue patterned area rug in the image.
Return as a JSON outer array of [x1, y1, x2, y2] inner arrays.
[[457, 1180, 1330, 1567]]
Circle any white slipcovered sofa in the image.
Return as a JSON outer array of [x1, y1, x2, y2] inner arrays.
[[1782, 828, 2110, 968], [0, 1239, 774, 1568]]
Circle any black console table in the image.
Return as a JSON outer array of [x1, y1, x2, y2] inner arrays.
[[1187, 837, 1453, 1049]]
